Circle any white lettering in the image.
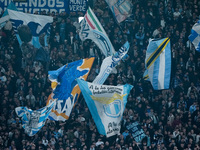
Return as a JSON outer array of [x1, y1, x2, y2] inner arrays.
[[58, 9, 65, 13], [15, 2, 19, 7], [38, 0, 46, 7], [1, 0, 68, 14], [70, 0, 82, 5], [33, 8, 40, 13], [29, 0, 37, 7], [1, 0, 12, 7], [49, 9, 57, 13], [24, 8, 33, 13], [69, 5, 86, 11], [57, 0, 64, 7], [40, 8, 49, 12], [17, 8, 23, 11], [19, 2, 27, 7], [48, 0, 55, 7]]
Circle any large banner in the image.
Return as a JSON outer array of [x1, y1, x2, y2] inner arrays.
[[47, 58, 94, 121], [77, 79, 133, 137], [126, 122, 146, 143], [1, 0, 88, 13], [8, 9, 53, 49]]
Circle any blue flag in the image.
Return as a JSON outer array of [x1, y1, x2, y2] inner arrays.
[[15, 100, 55, 136], [77, 79, 133, 137], [189, 20, 200, 52], [8, 9, 53, 48], [47, 58, 95, 121], [143, 38, 171, 90]]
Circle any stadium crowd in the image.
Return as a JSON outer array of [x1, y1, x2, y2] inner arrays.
[[0, 0, 200, 149]]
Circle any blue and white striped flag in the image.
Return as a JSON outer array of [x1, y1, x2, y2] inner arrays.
[[189, 20, 200, 52], [93, 41, 129, 84], [77, 79, 133, 137], [8, 9, 53, 48], [105, 0, 133, 23], [143, 38, 171, 90], [15, 100, 55, 136]]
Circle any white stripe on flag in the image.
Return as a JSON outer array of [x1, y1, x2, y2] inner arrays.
[[110, 104, 116, 115], [193, 24, 200, 35], [193, 36, 200, 49], [158, 50, 165, 89]]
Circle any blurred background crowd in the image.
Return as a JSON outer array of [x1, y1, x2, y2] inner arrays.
[[0, 0, 200, 149]]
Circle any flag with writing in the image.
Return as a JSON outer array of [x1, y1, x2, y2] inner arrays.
[[93, 41, 129, 84], [126, 121, 146, 143], [77, 79, 133, 137], [8, 9, 53, 48], [47, 58, 94, 121]]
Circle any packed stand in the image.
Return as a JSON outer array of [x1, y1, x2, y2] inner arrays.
[[0, 0, 200, 149]]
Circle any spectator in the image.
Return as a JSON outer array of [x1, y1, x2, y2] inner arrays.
[[0, 0, 199, 149]]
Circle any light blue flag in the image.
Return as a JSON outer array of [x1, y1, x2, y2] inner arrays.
[[15, 100, 55, 136], [143, 38, 171, 90], [93, 41, 130, 84], [47, 58, 95, 121], [0, 2, 18, 29], [77, 79, 133, 137], [8, 9, 53, 48], [189, 20, 200, 52]]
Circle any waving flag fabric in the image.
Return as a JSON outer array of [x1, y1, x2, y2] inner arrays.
[[143, 38, 171, 90], [93, 41, 129, 84], [79, 7, 115, 56], [126, 121, 146, 143], [15, 100, 55, 136], [77, 79, 133, 137], [105, 0, 133, 23], [189, 20, 200, 52], [8, 9, 53, 48], [0, 2, 18, 29], [47, 58, 94, 121]]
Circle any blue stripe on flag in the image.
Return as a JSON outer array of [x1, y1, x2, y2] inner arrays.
[[114, 103, 120, 115], [189, 29, 198, 42], [198, 42, 200, 52], [106, 105, 112, 114], [122, 84, 133, 106]]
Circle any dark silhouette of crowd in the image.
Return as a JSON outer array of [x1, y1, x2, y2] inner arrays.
[[0, 0, 200, 149]]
